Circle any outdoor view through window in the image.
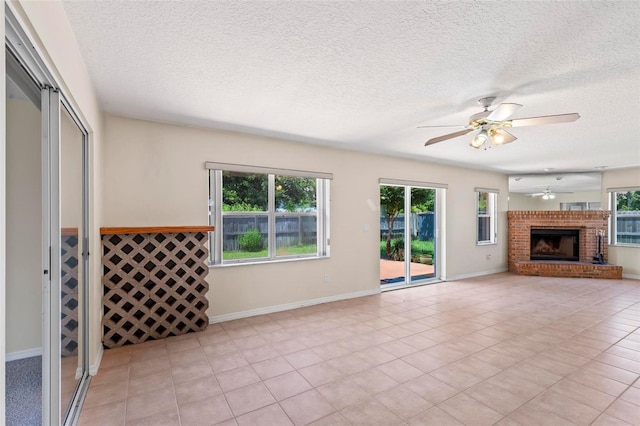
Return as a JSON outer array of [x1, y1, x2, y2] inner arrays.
[[612, 190, 640, 245], [208, 166, 330, 264]]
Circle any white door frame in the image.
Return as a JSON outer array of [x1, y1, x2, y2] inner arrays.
[[44, 86, 64, 426], [379, 178, 447, 290]]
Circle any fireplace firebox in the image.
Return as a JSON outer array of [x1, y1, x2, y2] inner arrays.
[[530, 229, 579, 261]]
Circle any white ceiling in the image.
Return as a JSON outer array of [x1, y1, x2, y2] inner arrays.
[[61, 1, 640, 175]]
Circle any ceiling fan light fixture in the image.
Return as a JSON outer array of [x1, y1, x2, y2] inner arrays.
[[542, 194, 549, 200], [489, 128, 517, 145], [470, 129, 488, 148], [492, 131, 504, 145]]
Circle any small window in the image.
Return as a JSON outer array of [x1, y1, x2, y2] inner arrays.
[[208, 163, 331, 265], [477, 190, 497, 244], [609, 189, 640, 246]]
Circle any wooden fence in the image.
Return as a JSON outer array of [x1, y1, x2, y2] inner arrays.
[[222, 213, 317, 250], [380, 212, 434, 241]]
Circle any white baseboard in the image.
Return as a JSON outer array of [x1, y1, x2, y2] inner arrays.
[[622, 273, 640, 280], [6, 347, 42, 361], [444, 268, 509, 282], [210, 288, 381, 324], [89, 345, 104, 376], [7, 345, 104, 376]]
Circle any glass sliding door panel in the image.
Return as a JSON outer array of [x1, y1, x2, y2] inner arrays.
[[59, 104, 85, 421], [409, 188, 436, 282], [5, 50, 44, 426], [380, 185, 406, 285]]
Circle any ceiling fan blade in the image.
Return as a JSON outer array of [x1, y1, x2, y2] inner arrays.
[[486, 103, 522, 122], [425, 128, 474, 146], [509, 113, 580, 127], [491, 128, 517, 145], [527, 193, 545, 197]]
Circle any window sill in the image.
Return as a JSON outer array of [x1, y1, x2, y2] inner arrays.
[[609, 244, 640, 248], [209, 255, 330, 269], [477, 241, 497, 246]]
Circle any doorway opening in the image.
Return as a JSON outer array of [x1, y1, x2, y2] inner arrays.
[[380, 183, 443, 289]]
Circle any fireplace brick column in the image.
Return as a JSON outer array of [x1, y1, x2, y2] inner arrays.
[[507, 211, 621, 279]]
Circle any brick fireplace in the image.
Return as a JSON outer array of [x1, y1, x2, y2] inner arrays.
[[508, 210, 622, 279]]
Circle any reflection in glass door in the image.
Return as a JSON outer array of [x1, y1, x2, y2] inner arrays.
[[380, 183, 439, 288], [58, 103, 87, 421], [43, 88, 90, 424]]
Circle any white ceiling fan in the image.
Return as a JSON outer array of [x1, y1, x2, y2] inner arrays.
[[526, 187, 573, 200], [421, 97, 580, 149]]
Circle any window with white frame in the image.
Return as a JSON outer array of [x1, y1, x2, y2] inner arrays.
[[609, 188, 640, 246], [207, 163, 331, 264], [476, 188, 498, 244]]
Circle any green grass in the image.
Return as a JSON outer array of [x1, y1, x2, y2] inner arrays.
[[277, 244, 317, 256], [223, 244, 317, 260], [223, 249, 268, 260], [411, 239, 434, 255]]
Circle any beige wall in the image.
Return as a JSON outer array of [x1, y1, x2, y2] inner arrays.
[[103, 114, 508, 318], [509, 191, 601, 210], [5, 99, 42, 355], [12, 0, 104, 370], [602, 167, 640, 278]]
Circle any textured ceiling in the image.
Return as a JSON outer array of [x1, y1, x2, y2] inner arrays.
[[61, 1, 640, 175]]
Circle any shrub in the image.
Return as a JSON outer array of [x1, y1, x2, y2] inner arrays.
[[239, 229, 263, 252], [390, 238, 404, 261], [379, 238, 434, 259]]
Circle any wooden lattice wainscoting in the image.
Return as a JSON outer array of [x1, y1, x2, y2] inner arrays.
[[101, 226, 213, 348]]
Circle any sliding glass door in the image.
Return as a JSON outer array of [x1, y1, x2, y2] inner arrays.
[[43, 87, 90, 426], [380, 183, 441, 288], [6, 9, 91, 424], [59, 98, 89, 422]]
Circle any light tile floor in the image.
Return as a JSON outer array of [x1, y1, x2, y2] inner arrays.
[[79, 273, 640, 425]]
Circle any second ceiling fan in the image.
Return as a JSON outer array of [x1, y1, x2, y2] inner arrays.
[[422, 97, 580, 149], [526, 187, 573, 200]]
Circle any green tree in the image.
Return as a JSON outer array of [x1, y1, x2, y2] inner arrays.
[[276, 176, 316, 211], [616, 191, 640, 211], [477, 192, 488, 214], [380, 186, 434, 258], [222, 172, 268, 211], [222, 172, 317, 212]]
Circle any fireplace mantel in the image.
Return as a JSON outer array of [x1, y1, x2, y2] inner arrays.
[[507, 210, 610, 223], [507, 210, 622, 279]]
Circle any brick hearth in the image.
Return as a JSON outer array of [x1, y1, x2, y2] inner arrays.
[[508, 210, 622, 279]]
